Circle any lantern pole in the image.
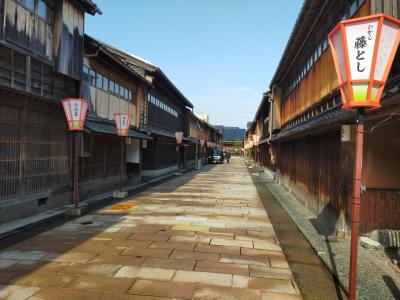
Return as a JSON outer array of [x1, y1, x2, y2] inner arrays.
[[120, 136, 124, 192], [349, 108, 364, 300], [73, 133, 79, 208]]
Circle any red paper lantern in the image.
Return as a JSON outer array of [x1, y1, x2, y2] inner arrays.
[[61, 98, 89, 131], [329, 14, 400, 109], [175, 132, 183, 145], [114, 113, 132, 136]]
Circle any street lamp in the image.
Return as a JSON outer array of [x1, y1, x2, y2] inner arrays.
[[329, 14, 400, 300], [61, 98, 89, 209], [114, 113, 132, 196]]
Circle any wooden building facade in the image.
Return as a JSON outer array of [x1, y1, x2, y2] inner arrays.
[[101, 45, 195, 178], [188, 114, 223, 167], [267, 0, 400, 234], [77, 35, 152, 198], [0, 0, 101, 223], [245, 93, 274, 171]]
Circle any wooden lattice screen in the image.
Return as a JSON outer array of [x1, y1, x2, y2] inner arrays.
[[0, 102, 70, 201]]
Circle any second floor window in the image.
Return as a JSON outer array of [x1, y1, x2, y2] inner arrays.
[[83, 65, 135, 103], [16, 0, 53, 23]]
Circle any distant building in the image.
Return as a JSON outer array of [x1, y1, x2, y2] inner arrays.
[[214, 126, 245, 155], [196, 114, 209, 123]]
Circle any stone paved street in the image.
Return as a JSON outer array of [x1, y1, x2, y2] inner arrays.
[[0, 159, 302, 300]]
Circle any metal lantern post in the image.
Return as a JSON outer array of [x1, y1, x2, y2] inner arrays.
[[329, 14, 400, 300], [61, 98, 89, 208], [114, 113, 132, 192]]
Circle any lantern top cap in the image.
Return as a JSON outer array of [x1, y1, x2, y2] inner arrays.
[[329, 14, 400, 38]]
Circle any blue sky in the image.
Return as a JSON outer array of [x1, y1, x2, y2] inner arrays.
[[85, 0, 303, 127]]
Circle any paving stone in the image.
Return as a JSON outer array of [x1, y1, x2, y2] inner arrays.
[[0, 271, 25, 284], [149, 241, 196, 251], [0, 250, 48, 261], [219, 254, 270, 267], [261, 291, 303, 300], [269, 257, 290, 269], [170, 250, 219, 261], [209, 227, 247, 235], [241, 248, 285, 258], [0, 259, 19, 269], [27, 287, 104, 300], [253, 242, 282, 252], [197, 231, 235, 239], [195, 260, 249, 276], [114, 266, 175, 281], [0, 284, 40, 300], [127, 233, 170, 242], [192, 286, 262, 300], [169, 235, 211, 244], [128, 279, 196, 299], [105, 240, 152, 248], [235, 234, 276, 244], [66, 275, 134, 293], [250, 277, 297, 294], [249, 265, 293, 280], [89, 254, 144, 266], [121, 247, 173, 259], [59, 263, 122, 277], [12, 272, 75, 288], [172, 270, 232, 287], [141, 257, 195, 270], [172, 224, 210, 233], [41, 252, 98, 264], [194, 244, 241, 255], [212, 237, 254, 248], [102, 292, 171, 300]]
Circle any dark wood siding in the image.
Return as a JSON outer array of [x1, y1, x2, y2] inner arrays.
[[54, 0, 84, 80], [3, 0, 53, 61], [275, 131, 341, 216], [0, 45, 77, 100], [361, 190, 400, 233], [79, 134, 123, 182], [0, 97, 69, 201], [142, 137, 178, 170]]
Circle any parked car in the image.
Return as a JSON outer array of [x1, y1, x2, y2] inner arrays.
[[208, 149, 224, 164]]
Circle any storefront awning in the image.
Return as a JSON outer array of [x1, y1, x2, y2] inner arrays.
[[85, 121, 153, 140]]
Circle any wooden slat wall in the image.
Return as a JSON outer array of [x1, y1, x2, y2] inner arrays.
[[281, 1, 370, 125], [361, 190, 400, 233], [0, 103, 21, 199], [84, 57, 139, 126], [4, 0, 53, 60], [55, 0, 84, 80], [282, 50, 339, 125], [0, 100, 69, 201], [80, 134, 122, 182], [276, 131, 341, 216]]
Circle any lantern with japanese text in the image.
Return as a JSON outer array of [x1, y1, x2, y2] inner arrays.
[[206, 141, 211, 148], [329, 14, 400, 109], [114, 113, 132, 136], [200, 139, 205, 147], [61, 98, 89, 130], [175, 132, 183, 145]]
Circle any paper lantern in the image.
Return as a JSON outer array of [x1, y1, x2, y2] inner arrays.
[[61, 98, 89, 131], [329, 14, 400, 109], [114, 113, 132, 136], [175, 132, 184, 144]]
